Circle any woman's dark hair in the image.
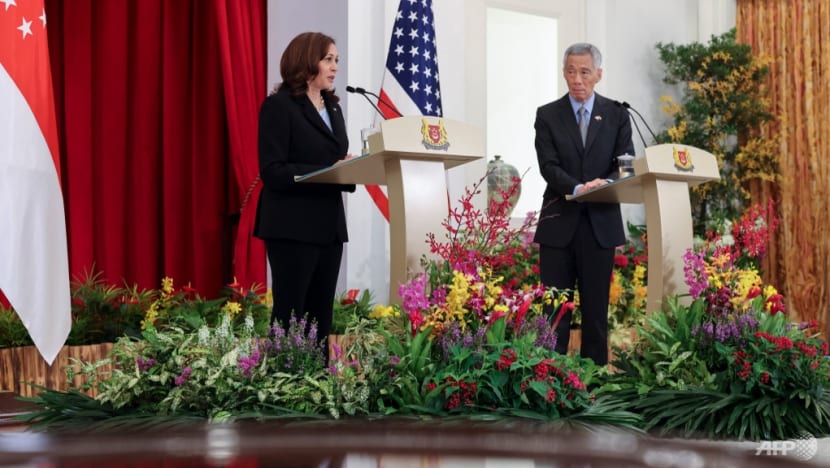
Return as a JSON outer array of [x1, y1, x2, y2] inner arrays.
[[275, 32, 340, 103]]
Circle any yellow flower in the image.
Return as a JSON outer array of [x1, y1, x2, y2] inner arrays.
[[369, 304, 398, 319], [264, 288, 273, 307], [632, 264, 646, 283], [141, 302, 159, 330], [609, 272, 623, 304], [633, 285, 647, 308], [222, 301, 242, 319], [161, 277, 174, 296]]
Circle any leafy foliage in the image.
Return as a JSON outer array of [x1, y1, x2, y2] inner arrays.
[[606, 215, 830, 440], [656, 29, 778, 233]]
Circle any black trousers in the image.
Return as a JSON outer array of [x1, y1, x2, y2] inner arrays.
[[539, 213, 614, 365], [265, 239, 343, 356]]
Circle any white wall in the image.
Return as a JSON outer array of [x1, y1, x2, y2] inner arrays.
[[266, 0, 736, 303]]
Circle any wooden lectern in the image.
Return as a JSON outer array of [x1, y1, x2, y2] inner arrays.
[[567, 144, 720, 312], [296, 116, 484, 303]]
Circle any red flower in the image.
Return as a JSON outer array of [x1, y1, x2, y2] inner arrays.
[[496, 349, 517, 370], [341, 288, 360, 305], [489, 309, 507, 323], [614, 254, 629, 268], [765, 293, 786, 315], [552, 301, 576, 330], [546, 389, 556, 402], [746, 286, 762, 299], [796, 341, 818, 357], [533, 361, 549, 380], [513, 298, 532, 330], [760, 371, 770, 384], [408, 311, 424, 336], [564, 371, 586, 390]]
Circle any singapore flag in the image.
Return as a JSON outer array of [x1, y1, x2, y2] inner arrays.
[[0, 0, 70, 364]]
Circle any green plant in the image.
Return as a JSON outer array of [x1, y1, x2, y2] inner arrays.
[[656, 29, 778, 233], [331, 288, 374, 334], [67, 269, 153, 345], [0, 307, 31, 347], [610, 297, 715, 394], [0, 268, 153, 349], [605, 214, 830, 439], [424, 317, 596, 418]]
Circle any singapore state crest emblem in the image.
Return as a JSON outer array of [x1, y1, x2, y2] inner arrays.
[[421, 118, 450, 151], [673, 146, 694, 171]]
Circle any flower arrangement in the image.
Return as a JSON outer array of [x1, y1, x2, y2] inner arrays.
[[383, 175, 630, 421], [408, 175, 575, 337], [19, 175, 645, 430], [607, 205, 830, 440], [656, 29, 779, 233], [421, 317, 596, 418], [426, 176, 540, 293]]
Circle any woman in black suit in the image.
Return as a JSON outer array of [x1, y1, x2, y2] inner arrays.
[[533, 43, 634, 366], [255, 32, 355, 354]]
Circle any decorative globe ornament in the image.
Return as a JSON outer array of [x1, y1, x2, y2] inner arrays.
[[487, 155, 521, 216]]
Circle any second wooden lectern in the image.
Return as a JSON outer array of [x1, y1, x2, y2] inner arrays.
[[568, 144, 720, 312], [296, 116, 484, 303]]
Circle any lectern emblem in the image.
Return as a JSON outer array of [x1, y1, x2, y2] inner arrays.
[[673, 146, 694, 171], [421, 118, 450, 151]]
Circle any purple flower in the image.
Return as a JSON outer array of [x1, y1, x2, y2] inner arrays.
[[399, 273, 430, 314], [237, 348, 261, 378], [136, 356, 156, 372], [683, 249, 709, 298], [174, 366, 192, 386]]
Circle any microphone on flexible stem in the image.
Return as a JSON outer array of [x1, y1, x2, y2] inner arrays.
[[621, 101, 658, 144], [615, 100, 647, 149], [346, 85, 387, 121], [355, 86, 403, 118]]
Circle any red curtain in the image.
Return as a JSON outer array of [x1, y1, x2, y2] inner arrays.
[[214, 0, 268, 290], [43, 0, 266, 296]]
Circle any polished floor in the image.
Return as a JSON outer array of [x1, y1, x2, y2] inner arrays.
[[1, 392, 826, 467]]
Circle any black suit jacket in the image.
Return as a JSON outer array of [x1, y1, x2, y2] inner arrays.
[[254, 88, 355, 244], [533, 93, 634, 249]]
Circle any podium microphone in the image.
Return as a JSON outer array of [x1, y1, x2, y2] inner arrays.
[[346, 85, 386, 121], [355, 86, 403, 118], [616, 100, 647, 149], [620, 101, 658, 145]]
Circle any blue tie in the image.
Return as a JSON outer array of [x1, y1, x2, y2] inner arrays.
[[578, 106, 588, 145]]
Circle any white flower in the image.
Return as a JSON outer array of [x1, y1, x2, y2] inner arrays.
[[198, 325, 211, 346]]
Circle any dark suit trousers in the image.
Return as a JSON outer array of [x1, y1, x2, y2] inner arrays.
[[265, 239, 343, 355], [540, 211, 614, 365]]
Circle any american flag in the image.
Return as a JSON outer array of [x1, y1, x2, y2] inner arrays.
[[379, 0, 441, 118], [365, 0, 443, 220], [0, 0, 71, 364]]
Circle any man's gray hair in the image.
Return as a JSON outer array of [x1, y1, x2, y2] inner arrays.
[[563, 43, 602, 69]]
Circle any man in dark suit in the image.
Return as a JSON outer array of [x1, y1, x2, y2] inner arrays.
[[533, 43, 634, 366]]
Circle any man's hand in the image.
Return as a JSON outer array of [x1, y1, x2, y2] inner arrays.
[[575, 178, 608, 194]]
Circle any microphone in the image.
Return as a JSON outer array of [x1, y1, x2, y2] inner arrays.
[[619, 101, 658, 146], [355, 86, 403, 118], [616, 100, 648, 149], [346, 85, 403, 119], [346, 85, 387, 120]]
